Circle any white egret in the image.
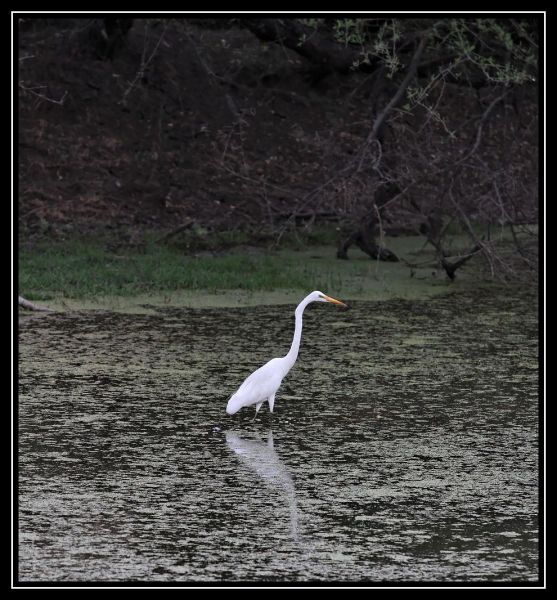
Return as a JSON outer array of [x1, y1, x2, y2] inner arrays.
[[226, 291, 347, 416]]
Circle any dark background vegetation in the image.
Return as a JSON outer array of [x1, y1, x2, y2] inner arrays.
[[18, 16, 540, 281]]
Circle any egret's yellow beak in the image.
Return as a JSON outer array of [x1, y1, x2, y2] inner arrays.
[[323, 294, 348, 308]]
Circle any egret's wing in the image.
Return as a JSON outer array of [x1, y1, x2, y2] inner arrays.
[[228, 358, 284, 411]]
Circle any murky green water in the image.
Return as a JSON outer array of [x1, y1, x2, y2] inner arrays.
[[18, 288, 539, 583]]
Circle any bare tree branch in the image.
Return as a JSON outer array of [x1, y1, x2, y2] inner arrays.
[[364, 34, 428, 147]]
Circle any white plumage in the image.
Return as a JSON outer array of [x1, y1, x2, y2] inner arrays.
[[226, 291, 347, 416]]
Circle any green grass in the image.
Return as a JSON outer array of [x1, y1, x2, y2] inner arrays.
[[19, 236, 352, 301], [20, 229, 531, 310]]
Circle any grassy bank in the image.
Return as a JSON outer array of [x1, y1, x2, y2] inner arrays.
[[18, 232, 521, 311]]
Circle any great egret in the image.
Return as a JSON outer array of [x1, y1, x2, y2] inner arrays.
[[226, 291, 347, 416]]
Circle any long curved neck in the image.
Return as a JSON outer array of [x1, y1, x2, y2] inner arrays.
[[284, 296, 313, 370]]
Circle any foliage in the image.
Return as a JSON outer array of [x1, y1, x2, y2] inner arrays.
[[297, 17, 538, 89], [288, 16, 539, 279]]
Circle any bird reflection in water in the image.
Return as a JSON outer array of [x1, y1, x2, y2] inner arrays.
[[226, 430, 300, 542]]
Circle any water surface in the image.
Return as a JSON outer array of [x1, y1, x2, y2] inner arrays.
[[18, 288, 539, 583]]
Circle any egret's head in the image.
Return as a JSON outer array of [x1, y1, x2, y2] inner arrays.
[[313, 291, 348, 308]]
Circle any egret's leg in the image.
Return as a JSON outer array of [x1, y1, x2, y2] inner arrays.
[[253, 401, 264, 421], [268, 394, 276, 413]]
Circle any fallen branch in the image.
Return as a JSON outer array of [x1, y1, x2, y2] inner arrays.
[[18, 296, 53, 312], [155, 219, 195, 243]]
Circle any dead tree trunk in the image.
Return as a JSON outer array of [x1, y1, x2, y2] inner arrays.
[[419, 212, 483, 280], [337, 182, 401, 261], [337, 36, 427, 262]]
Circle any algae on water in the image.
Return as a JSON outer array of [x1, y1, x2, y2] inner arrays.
[[18, 283, 538, 582]]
